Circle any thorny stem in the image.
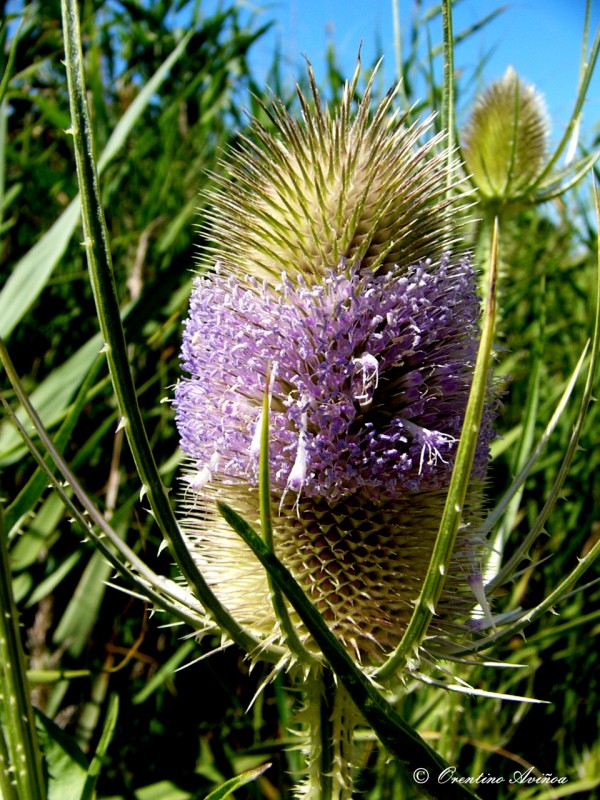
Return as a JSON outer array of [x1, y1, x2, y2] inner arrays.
[[60, 0, 269, 657], [301, 667, 354, 800], [0, 508, 47, 800]]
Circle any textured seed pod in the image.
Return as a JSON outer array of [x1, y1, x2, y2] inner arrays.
[[175, 65, 493, 669], [203, 62, 467, 285], [462, 66, 550, 204]]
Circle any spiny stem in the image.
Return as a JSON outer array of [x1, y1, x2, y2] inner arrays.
[[59, 0, 267, 657], [0, 507, 46, 800], [301, 667, 354, 800]]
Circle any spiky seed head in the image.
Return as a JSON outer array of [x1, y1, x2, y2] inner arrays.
[[203, 61, 467, 286], [175, 63, 494, 670], [461, 66, 550, 205]]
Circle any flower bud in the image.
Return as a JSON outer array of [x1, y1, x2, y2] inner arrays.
[[462, 66, 550, 206]]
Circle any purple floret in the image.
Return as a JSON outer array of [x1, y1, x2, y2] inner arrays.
[[175, 255, 491, 504]]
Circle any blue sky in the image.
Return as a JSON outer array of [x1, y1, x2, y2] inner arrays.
[[235, 0, 600, 143]]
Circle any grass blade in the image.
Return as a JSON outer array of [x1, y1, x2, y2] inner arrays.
[[0, 23, 193, 340]]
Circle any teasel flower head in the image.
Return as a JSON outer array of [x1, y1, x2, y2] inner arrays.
[[175, 63, 494, 670], [461, 66, 550, 210]]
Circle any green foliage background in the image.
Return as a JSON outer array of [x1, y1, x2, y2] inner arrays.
[[1, 1, 599, 798]]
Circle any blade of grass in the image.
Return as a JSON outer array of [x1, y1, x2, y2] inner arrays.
[[79, 693, 119, 800], [131, 640, 196, 705], [441, 0, 456, 175], [204, 762, 272, 800], [0, 10, 26, 104], [52, 548, 113, 658], [0, 330, 108, 467], [4, 355, 105, 533], [0, 21, 193, 340]]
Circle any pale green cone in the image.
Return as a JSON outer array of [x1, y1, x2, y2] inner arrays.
[[462, 66, 550, 207], [203, 62, 468, 285]]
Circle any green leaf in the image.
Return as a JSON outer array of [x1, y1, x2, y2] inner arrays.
[[0, 28, 193, 340], [80, 693, 119, 800], [99, 781, 193, 800], [132, 640, 196, 705], [0, 334, 105, 466], [4, 354, 105, 526], [133, 782, 190, 800], [204, 762, 272, 800], [52, 547, 113, 658], [35, 709, 88, 800], [25, 550, 82, 608]]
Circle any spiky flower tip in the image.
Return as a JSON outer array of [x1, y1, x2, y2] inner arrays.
[[202, 62, 468, 285], [462, 66, 550, 206], [175, 65, 493, 667]]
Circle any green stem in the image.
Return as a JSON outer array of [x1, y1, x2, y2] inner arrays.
[[59, 0, 266, 657], [259, 371, 319, 666], [0, 507, 47, 800], [303, 667, 333, 800], [0, 723, 19, 800], [473, 211, 499, 307], [329, 677, 356, 799], [301, 667, 354, 800], [441, 0, 456, 191]]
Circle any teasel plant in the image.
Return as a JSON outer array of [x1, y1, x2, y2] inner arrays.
[[457, 3, 600, 627], [459, 3, 600, 298], [1, 0, 600, 798]]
